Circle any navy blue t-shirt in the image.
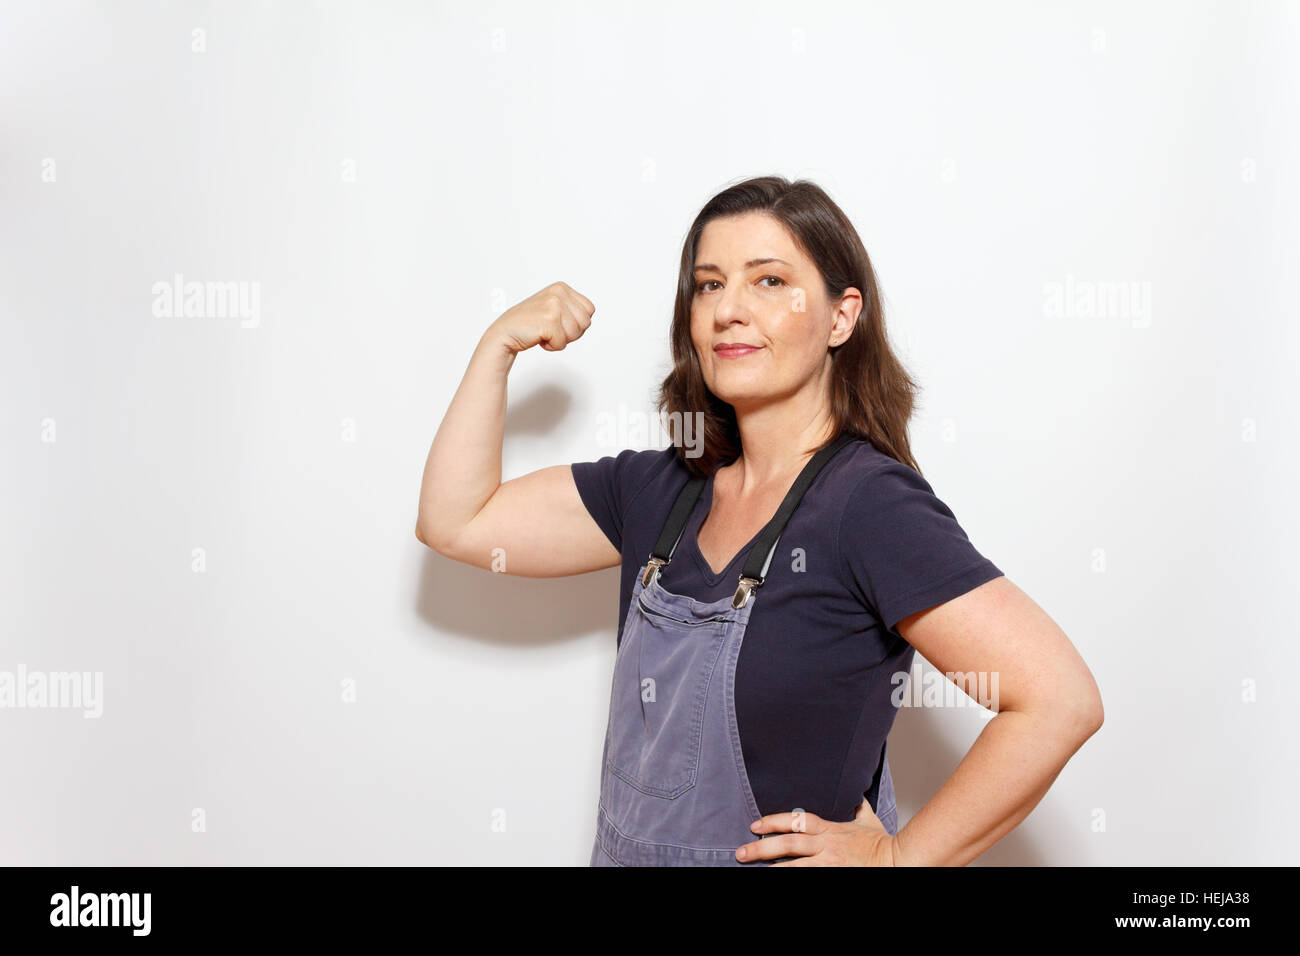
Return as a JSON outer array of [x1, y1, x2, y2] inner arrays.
[[570, 437, 1003, 823]]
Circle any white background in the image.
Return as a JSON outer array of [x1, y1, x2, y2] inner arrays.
[[2, 0, 1296, 865]]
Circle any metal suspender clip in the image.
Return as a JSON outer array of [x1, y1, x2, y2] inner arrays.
[[733, 532, 777, 608], [732, 575, 761, 609], [642, 556, 668, 588]]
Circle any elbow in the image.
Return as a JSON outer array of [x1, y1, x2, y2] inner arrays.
[[415, 519, 457, 557], [1018, 684, 1102, 746], [1068, 686, 1104, 742], [414, 502, 438, 550], [1078, 704, 1103, 741], [1054, 654, 1104, 742], [414, 519, 440, 553]]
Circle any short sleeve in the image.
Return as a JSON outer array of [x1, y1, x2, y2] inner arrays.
[[569, 447, 667, 554], [838, 460, 1003, 633]]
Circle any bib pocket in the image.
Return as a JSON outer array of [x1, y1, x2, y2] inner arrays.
[[606, 598, 729, 798]]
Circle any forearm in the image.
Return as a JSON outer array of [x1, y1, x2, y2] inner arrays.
[[890, 708, 1097, 866], [416, 333, 516, 547]]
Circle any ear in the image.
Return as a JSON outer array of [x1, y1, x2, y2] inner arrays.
[[829, 287, 862, 345]]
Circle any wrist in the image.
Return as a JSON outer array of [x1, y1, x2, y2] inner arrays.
[[475, 331, 519, 370], [884, 834, 904, 867]]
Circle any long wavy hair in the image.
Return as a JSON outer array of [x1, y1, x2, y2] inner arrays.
[[656, 175, 923, 478]]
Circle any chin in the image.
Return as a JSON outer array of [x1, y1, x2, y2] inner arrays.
[[706, 382, 770, 407]]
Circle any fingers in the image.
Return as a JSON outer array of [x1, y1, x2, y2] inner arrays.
[[738, 811, 831, 863], [750, 811, 830, 836], [736, 831, 820, 863], [538, 313, 581, 350], [563, 284, 595, 320], [538, 282, 593, 351]]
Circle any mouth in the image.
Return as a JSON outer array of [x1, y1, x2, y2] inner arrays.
[[714, 343, 763, 359]]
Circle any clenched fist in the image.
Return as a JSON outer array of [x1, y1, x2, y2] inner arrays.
[[489, 282, 595, 355]]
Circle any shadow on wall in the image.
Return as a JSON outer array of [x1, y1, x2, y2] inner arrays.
[[414, 549, 621, 646], [413, 380, 628, 645]]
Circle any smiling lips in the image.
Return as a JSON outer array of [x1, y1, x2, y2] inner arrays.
[[714, 343, 762, 358]]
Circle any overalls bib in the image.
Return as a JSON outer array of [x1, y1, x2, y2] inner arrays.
[[590, 433, 898, 866]]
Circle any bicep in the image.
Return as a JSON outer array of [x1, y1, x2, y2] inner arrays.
[[895, 576, 1103, 731], [433, 464, 621, 577]]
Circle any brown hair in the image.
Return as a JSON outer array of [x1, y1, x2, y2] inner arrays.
[[656, 175, 923, 478]]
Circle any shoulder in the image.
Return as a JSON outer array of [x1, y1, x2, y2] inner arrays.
[[831, 439, 1002, 629], [570, 444, 684, 505], [824, 438, 924, 500], [831, 438, 970, 533], [569, 445, 686, 554]]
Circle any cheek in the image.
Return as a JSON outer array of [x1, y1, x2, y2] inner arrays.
[[770, 318, 830, 367], [690, 312, 710, 347]]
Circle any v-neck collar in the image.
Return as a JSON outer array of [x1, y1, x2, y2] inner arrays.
[[683, 438, 861, 586], [688, 469, 767, 586]]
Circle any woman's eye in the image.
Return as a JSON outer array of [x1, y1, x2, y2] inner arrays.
[[695, 277, 784, 293]]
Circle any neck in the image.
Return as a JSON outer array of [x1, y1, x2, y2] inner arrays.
[[729, 397, 838, 493]]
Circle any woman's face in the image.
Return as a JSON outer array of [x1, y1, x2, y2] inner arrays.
[[690, 212, 858, 412]]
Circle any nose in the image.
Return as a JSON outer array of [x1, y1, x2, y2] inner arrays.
[[711, 281, 752, 327]]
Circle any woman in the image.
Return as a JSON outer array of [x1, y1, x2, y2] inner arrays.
[[416, 176, 1104, 867]]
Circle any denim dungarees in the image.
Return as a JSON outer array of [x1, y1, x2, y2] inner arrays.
[[590, 433, 898, 866]]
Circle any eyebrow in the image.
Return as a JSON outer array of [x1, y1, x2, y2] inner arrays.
[[693, 257, 792, 273]]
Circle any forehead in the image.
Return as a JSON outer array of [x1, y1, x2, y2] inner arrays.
[[696, 212, 801, 266]]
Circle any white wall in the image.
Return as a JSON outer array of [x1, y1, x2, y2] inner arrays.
[[2, 0, 1296, 865]]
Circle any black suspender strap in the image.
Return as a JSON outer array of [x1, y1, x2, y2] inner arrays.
[[641, 474, 708, 587], [640, 432, 856, 605]]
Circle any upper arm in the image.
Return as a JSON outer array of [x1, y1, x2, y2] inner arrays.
[[425, 463, 621, 577], [896, 577, 1104, 734]]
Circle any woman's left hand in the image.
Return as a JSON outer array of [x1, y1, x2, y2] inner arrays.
[[736, 798, 897, 866]]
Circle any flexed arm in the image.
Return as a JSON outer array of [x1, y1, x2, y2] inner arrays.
[[415, 282, 619, 577]]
